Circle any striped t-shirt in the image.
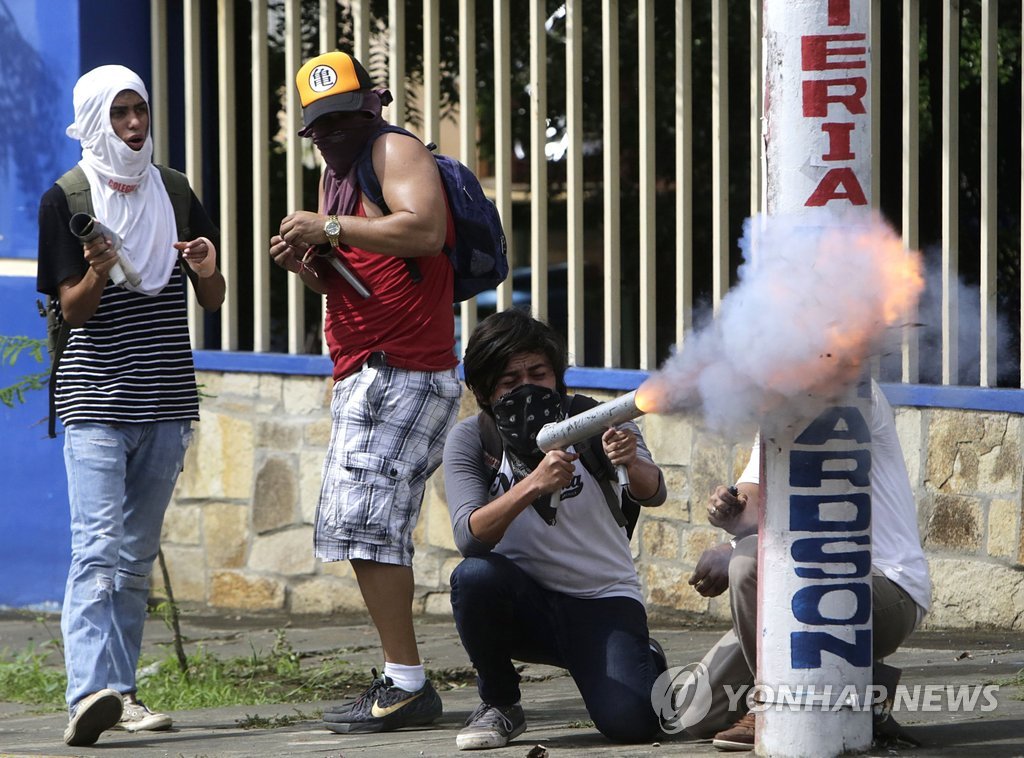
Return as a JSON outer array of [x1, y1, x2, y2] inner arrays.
[[37, 179, 217, 427], [54, 266, 199, 425]]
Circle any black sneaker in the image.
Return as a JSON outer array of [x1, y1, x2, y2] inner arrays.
[[456, 702, 527, 750], [322, 670, 442, 734], [322, 668, 389, 717]]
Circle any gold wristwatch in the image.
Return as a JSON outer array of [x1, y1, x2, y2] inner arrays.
[[324, 215, 342, 248]]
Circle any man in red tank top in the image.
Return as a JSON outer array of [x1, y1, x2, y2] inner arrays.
[[270, 51, 461, 735]]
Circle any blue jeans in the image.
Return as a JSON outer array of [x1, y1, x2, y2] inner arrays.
[[450, 553, 660, 743], [61, 421, 192, 712]]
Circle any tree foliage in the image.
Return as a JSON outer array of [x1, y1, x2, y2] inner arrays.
[[0, 336, 47, 408]]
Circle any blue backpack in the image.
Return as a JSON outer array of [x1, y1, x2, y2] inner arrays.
[[354, 126, 509, 302]]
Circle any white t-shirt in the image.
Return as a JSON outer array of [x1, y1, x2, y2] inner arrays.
[[488, 452, 643, 602], [444, 413, 666, 603], [737, 381, 932, 615]]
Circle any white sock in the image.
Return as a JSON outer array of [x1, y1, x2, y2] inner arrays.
[[384, 662, 426, 692]]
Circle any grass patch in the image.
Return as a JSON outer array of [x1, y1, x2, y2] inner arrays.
[[997, 668, 1024, 701], [0, 627, 477, 720], [130, 631, 376, 711], [0, 644, 66, 708], [236, 709, 319, 729]]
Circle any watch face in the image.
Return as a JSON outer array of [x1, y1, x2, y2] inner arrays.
[[325, 219, 341, 236]]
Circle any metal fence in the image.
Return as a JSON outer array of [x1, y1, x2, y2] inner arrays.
[[149, 0, 1023, 387]]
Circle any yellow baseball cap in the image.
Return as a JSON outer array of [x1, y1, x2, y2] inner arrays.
[[296, 51, 374, 127]]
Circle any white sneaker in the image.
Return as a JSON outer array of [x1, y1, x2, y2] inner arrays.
[[63, 688, 123, 746], [456, 702, 527, 750], [116, 694, 173, 732]]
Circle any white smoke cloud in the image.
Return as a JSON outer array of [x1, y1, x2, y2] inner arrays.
[[643, 209, 924, 437]]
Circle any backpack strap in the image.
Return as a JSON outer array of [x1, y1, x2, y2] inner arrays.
[[354, 126, 430, 285], [56, 165, 92, 215], [477, 411, 504, 485], [46, 165, 195, 438], [569, 394, 642, 539], [46, 168, 91, 438], [353, 125, 419, 214], [44, 303, 70, 440]]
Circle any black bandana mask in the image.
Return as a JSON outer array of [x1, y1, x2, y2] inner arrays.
[[492, 384, 564, 525], [300, 89, 390, 177], [492, 384, 563, 458]]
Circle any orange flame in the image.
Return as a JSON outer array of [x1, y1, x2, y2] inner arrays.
[[756, 231, 924, 399], [635, 222, 925, 421], [635, 376, 665, 414]]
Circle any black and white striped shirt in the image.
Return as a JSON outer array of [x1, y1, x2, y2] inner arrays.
[[55, 266, 199, 424], [37, 180, 218, 427]]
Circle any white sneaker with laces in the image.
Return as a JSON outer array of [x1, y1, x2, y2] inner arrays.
[[63, 688, 123, 746], [456, 702, 527, 750], [117, 694, 173, 732]]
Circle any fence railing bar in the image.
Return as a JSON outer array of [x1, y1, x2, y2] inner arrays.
[[285, 0, 305, 354], [749, 0, 761, 217], [150, 0, 169, 165], [217, 0, 238, 351], [530, 0, 548, 323], [902, 0, 920, 383], [602, 0, 621, 367], [184, 0, 204, 349], [566, 0, 585, 364], [980, 0, 998, 387], [638, 0, 656, 370], [252, 1, 271, 352], [494, 0, 514, 312], [676, 0, 693, 349], [941, 0, 960, 384], [711, 0, 729, 309], [458, 0, 479, 357]]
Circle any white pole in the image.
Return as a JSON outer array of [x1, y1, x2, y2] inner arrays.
[[759, 1, 874, 755]]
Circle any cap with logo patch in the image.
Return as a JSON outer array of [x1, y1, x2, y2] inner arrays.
[[296, 51, 374, 128]]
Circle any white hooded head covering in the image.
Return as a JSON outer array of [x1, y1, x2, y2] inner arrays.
[[67, 65, 177, 295]]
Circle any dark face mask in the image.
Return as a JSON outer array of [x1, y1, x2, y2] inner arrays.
[[301, 90, 388, 176], [491, 383, 564, 526], [491, 383, 563, 459]]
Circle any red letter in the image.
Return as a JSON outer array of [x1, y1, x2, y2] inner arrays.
[[821, 123, 855, 161], [829, 0, 851, 26], [803, 78, 868, 117], [802, 34, 867, 71], [806, 168, 868, 206]]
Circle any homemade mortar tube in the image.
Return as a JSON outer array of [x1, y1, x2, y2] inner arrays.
[[68, 213, 141, 288], [535, 390, 643, 488]]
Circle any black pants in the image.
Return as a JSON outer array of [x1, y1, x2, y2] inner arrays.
[[450, 553, 661, 743]]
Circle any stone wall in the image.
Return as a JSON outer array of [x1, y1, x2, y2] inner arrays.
[[157, 371, 1024, 630]]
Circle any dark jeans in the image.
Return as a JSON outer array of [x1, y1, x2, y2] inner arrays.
[[450, 553, 661, 743]]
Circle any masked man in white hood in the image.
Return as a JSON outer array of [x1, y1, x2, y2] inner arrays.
[[36, 65, 225, 748]]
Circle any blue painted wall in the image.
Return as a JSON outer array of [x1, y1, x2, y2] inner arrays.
[[0, 277, 69, 608], [0, 0, 80, 261], [0, 0, 151, 607]]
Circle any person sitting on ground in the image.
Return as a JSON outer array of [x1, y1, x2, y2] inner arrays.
[[442, 309, 669, 751], [685, 379, 931, 751]]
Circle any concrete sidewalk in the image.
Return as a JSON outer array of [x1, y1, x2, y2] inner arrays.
[[0, 609, 1022, 757]]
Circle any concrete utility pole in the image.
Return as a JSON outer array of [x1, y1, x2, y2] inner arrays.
[[758, 1, 874, 755]]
